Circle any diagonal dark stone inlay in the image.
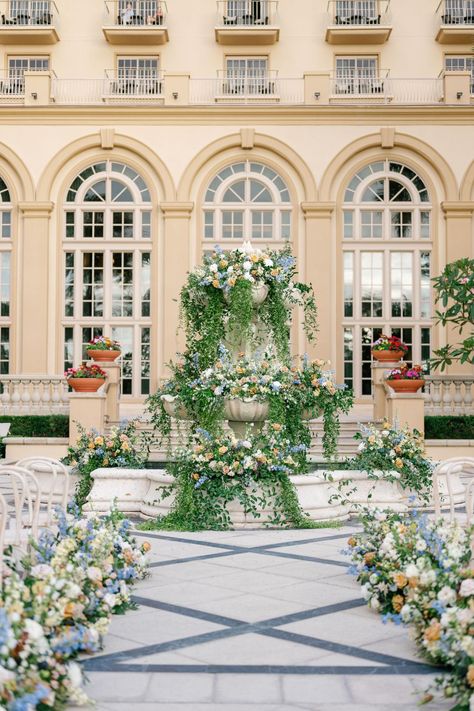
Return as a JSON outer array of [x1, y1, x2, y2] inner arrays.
[[83, 531, 434, 677]]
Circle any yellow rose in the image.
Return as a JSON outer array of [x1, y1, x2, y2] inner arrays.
[[142, 542, 151, 553], [424, 622, 442, 642], [466, 665, 474, 688], [95, 436, 104, 446], [218, 446, 228, 455], [395, 458, 403, 469], [393, 573, 408, 589], [392, 594, 405, 612], [212, 279, 220, 288], [364, 552, 376, 565], [347, 537, 357, 547]]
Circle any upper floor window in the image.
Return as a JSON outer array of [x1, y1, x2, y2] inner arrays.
[[7, 56, 49, 92], [335, 1, 378, 23], [203, 161, 291, 243], [445, 55, 474, 92]]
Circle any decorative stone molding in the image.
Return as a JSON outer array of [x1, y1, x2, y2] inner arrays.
[[301, 202, 335, 220], [441, 201, 474, 219], [240, 128, 255, 149], [380, 127, 395, 148], [100, 128, 115, 149], [160, 202, 194, 219], [18, 201, 54, 216]]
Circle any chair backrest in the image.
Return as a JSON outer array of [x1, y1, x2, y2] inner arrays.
[[0, 492, 7, 586], [433, 457, 474, 524], [0, 465, 41, 547], [16, 457, 70, 521]]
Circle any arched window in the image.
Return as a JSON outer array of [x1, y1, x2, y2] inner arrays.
[[62, 161, 152, 397], [341, 160, 432, 397], [0, 177, 11, 375], [203, 161, 292, 245]]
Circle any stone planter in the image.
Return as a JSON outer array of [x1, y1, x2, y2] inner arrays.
[[141, 471, 175, 518], [224, 282, 269, 307], [320, 469, 408, 513], [224, 398, 269, 438], [386, 379, 425, 394], [87, 349, 121, 363], [67, 378, 105, 393], [161, 395, 189, 420], [84, 468, 149, 514], [372, 350, 404, 363]]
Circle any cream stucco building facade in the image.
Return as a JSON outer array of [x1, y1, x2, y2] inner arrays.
[[0, 0, 473, 407]]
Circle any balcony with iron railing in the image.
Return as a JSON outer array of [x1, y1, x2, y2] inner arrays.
[[325, 0, 391, 44], [190, 70, 304, 103], [0, 0, 58, 43], [436, 0, 474, 42], [103, 0, 168, 44], [215, 0, 279, 44]]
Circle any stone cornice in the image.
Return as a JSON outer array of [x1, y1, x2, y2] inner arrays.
[[160, 202, 194, 218], [442, 201, 474, 217], [18, 201, 54, 216], [0, 105, 474, 126], [301, 202, 336, 219]]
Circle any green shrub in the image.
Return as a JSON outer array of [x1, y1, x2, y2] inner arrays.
[[0, 415, 69, 458], [424, 415, 474, 440]]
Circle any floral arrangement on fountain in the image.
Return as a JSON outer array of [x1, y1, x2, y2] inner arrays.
[[347, 509, 474, 709], [0, 506, 150, 709], [353, 421, 432, 498], [371, 334, 408, 362], [63, 421, 150, 507], [181, 242, 318, 365], [162, 423, 308, 530]]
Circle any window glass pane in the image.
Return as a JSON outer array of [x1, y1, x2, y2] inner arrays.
[[361, 210, 382, 238], [390, 211, 412, 239], [389, 180, 411, 202], [141, 327, 151, 395], [83, 212, 104, 239], [84, 181, 106, 202], [141, 252, 151, 317], [141, 211, 151, 239], [222, 211, 243, 239], [64, 252, 74, 317], [250, 180, 272, 203], [421, 327, 431, 372], [0, 253, 10, 318], [112, 211, 134, 239], [223, 180, 245, 202], [391, 326, 413, 364], [112, 252, 134, 317], [362, 180, 384, 202], [343, 252, 353, 317], [82, 252, 104, 317], [360, 252, 383, 317], [251, 211, 272, 240], [361, 326, 382, 395], [112, 326, 133, 395], [343, 328, 353, 390], [420, 211, 430, 239], [420, 251, 431, 319], [391, 252, 413, 317], [204, 211, 214, 239], [343, 210, 353, 239], [65, 211, 75, 239], [64, 327, 74, 372], [281, 211, 291, 240], [111, 180, 134, 203]]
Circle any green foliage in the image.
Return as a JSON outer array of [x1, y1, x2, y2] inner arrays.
[[227, 278, 254, 348], [62, 421, 150, 508], [0, 415, 69, 438], [431, 257, 474, 371], [424, 416, 474, 440]]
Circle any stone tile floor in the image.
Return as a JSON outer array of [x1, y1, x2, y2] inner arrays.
[[79, 523, 453, 711]]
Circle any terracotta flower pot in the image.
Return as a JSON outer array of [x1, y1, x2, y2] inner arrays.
[[87, 349, 121, 363], [372, 349, 405, 363], [387, 379, 425, 393], [68, 377, 106, 393]]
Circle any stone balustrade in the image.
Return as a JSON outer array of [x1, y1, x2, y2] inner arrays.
[[424, 375, 474, 416], [0, 375, 69, 415]]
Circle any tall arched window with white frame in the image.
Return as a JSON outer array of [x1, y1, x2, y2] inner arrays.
[[203, 161, 292, 248], [0, 177, 12, 375], [62, 160, 153, 397], [341, 160, 432, 397]]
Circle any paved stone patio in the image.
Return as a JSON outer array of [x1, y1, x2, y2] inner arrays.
[[80, 523, 453, 710]]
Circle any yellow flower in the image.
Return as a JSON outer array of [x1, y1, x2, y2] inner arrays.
[[392, 594, 405, 612], [424, 622, 442, 642], [142, 542, 151, 552], [103, 458, 109, 466], [393, 572, 408, 589], [271, 423, 282, 431], [368, 435, 376, 444], [219, 260, 228, 268], [395, 458, 403, 469], [218, 446, 228, 455], [212, 279, 220, 288], [364, 552, 376, 565], [347, 537, 357, 547], [95, 436, 104, 446], [466, 666, 474, 688]]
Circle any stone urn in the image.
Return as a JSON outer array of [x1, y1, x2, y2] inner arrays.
[[161, 394, 190, 420], [224, 398, 269, 438], [224, 282, 269, 306]]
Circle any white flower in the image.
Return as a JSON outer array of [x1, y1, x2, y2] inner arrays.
[[104, 593, 117, 608], [241, 440, 252, 449], [209, 263, 218, 273], [24, 619, 44, 641], [87, 566, 103, 583], [459, 579, 474, 597], [415, 539, 427, 552], [381, 430, 389, 437], [361, 583, 371, 601], [67, 661, 83, 689], [264, 258, 273, 267], [405, 564, 419, 579], [420, 570, 436, 586], [0, 665, 15, 683], [227, 266, 234, 274], [437, 586, 457, 606], [243, 261, 252, 271], [357, 442, 366, 452], [369, 597, 380, 611], [31, 564, 54, 579]]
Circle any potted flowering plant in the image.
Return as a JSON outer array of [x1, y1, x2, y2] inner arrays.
[[65, 363, 107, 392], [371, 334, 408, 363], [386, 364, 425, 393], [86, 335, 121, 362]]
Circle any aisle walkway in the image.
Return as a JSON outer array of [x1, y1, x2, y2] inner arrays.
[[81, 524, 452, 711]]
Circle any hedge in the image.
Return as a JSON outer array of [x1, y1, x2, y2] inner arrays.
[[0, 415, 69, 438], [424, 415, 474, 440]]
